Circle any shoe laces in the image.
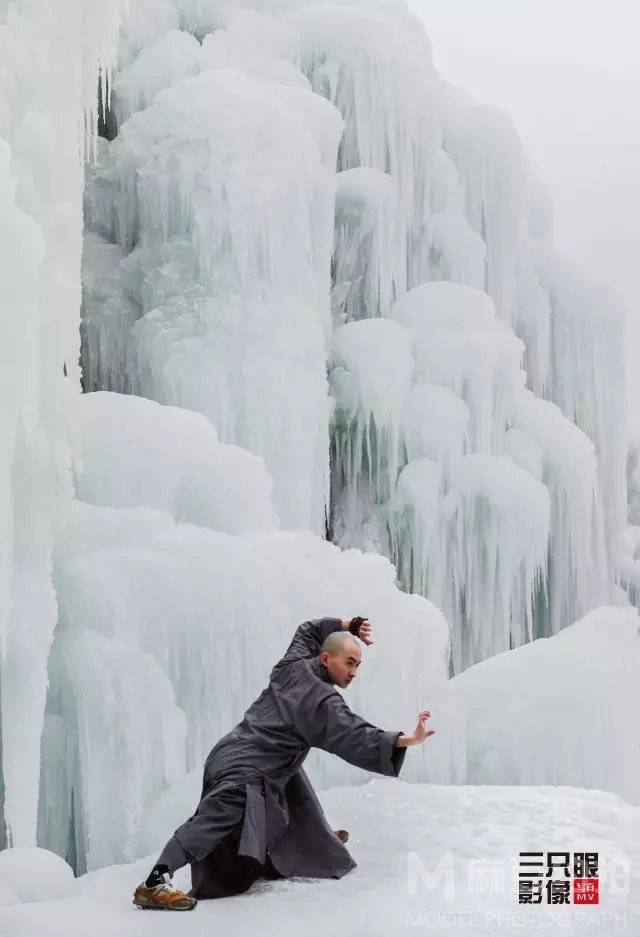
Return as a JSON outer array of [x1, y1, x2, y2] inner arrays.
[[153, 879, 176, 894]]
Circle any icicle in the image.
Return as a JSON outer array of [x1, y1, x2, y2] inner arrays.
[[446, 454, 550, 673], [386, 458, 443, 599], [510, 388, 609, 637], [332, 167, 397, 323], [533, 249, 628, 583], [330, 318, 414, 522], [439, 86, 528, 324]]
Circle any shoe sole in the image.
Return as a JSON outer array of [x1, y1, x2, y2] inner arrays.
[[133, 896, 197, 911]]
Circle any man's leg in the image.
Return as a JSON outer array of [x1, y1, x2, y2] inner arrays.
[[133, 784, 247, 910], [190, 824, 264, 900], [133, 840, 196, 913], [144, 834, 190, 885]]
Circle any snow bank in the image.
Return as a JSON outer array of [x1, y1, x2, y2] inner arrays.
[[0, 848, 74, 905], [450, 606, 640, 806]]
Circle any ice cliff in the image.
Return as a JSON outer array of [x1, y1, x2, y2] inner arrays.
[[0, 0, 633, 874]]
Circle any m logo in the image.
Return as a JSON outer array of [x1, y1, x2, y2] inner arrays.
[[407, 850, 455, 899]]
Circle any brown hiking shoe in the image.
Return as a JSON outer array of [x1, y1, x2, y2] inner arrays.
[[334, 828, 349, 844], [133, 880, 197, 910]]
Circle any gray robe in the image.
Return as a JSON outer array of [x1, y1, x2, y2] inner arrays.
[[173, 617, 406, 897]]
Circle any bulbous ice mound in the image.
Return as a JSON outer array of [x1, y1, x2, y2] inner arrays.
[[113, 29, 201, 125], [103, 66, 342, 308], [389, 281, 524, 454], [75, 391, 277, 534], [0, 848, 74, 904]]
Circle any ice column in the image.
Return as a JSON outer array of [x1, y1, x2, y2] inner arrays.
[[0, 0, 122, 848]]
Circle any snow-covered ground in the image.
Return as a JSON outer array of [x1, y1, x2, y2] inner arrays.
[[2, 781, 638, 937]]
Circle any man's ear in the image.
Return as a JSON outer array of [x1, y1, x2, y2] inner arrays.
[[320, 650, 329, 666]]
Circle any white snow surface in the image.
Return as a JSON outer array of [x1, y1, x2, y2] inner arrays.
[[450, 606, 640, 807], [0, 847, 74, 905], [2, 782, 639, 936]]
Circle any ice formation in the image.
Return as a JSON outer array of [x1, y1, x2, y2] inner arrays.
[[0, 0, 123, 851], [83, 52, 343, 530], [0, 0, 634, 880], [80, 0, 628, 675], [38, 391, 455, 872]]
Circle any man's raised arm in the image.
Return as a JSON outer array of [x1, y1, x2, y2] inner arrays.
[[270, 617, 349, 676]]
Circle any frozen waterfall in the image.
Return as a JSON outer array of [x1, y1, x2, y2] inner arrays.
[[0, 0, 633, 878]]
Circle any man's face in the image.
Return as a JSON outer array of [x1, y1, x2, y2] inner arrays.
[[321, 639, 362, 688]]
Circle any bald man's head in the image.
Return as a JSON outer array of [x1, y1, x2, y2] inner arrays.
[[320, 632, 362, 688]]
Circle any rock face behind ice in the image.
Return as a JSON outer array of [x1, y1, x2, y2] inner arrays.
[[0, 848, 75, 904]]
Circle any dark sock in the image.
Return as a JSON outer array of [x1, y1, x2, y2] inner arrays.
[[145, 864, 170, 888], [153, 833, 189, 880]]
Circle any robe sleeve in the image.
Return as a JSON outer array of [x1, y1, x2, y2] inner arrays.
[[290, 687, 407, 778], [270, 617, 343, 676]]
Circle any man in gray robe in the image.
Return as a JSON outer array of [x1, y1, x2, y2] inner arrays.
[[133, 615, 434, 910]]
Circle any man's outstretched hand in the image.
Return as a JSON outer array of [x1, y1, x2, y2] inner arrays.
[[345, 616, 373, 645], [396, 711, 435, 748]]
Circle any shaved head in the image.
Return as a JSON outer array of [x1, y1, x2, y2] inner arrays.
[[321, 632, 360, 655], [320, 632, 362, 688]]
